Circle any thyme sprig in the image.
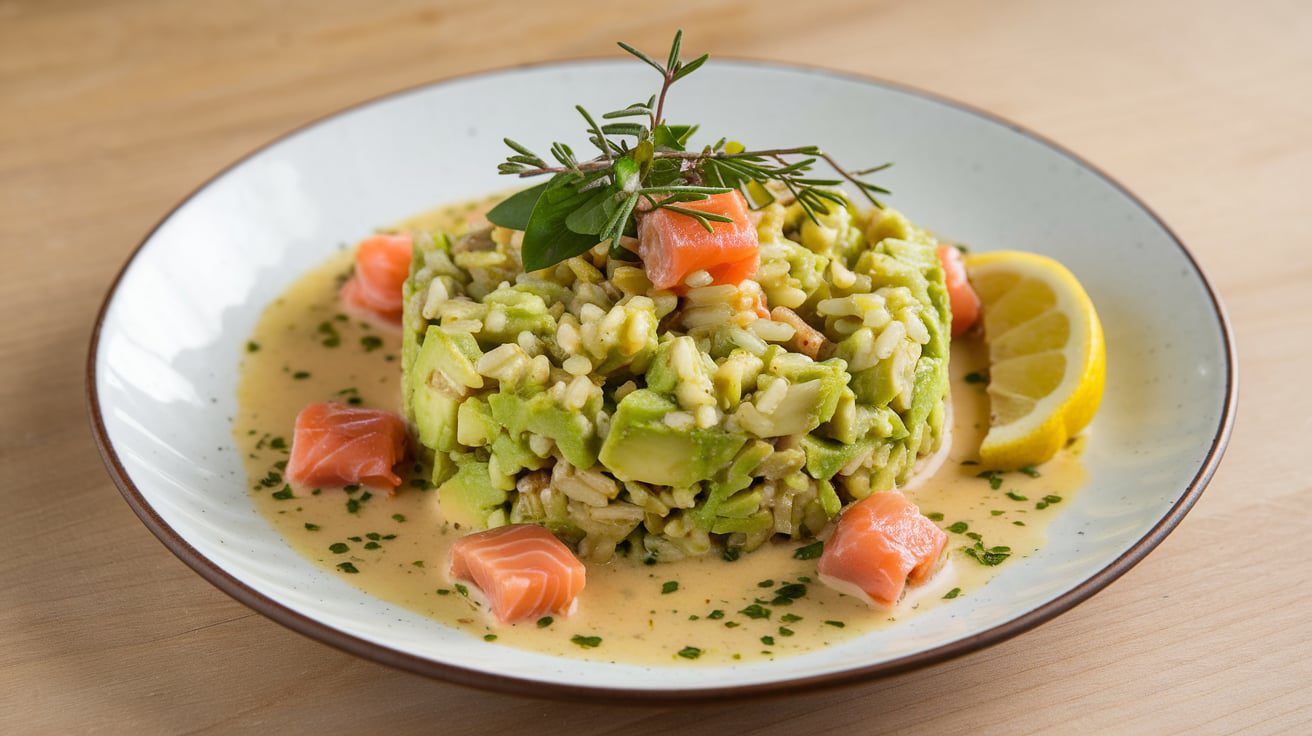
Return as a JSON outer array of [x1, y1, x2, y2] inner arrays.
[[488, 31, 892, 272]]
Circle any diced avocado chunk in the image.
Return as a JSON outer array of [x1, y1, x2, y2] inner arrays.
[[801, 434, 875, 480], [693, 439, 772, 527], [456, 397, 497, 447], [490, 388, 601, 469], [903, 357, 948, 435], [715, 488, 764, 519], [730, 351, 849, 438], [645, 336, 715, 409], [491, 431, 546, 477], [599, 389, 747, 487], [478, 287, 555, 345], [409, 327, 484, 453], [436, 455, 507, 530], [817, 477, 841, 518]]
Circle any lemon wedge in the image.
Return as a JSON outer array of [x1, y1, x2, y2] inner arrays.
[[965, 251, 1105, 468]]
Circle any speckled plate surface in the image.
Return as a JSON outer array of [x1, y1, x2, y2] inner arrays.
[[88, 59, 1236, 701]]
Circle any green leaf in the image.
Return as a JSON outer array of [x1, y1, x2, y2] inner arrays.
[[564, 186, 619, 235], [521, 175, 601, 272], [672, 53, 708, 81], [601, 122, 645, 137], [486, 182, 549, 231], [653, 123, 698, 151]]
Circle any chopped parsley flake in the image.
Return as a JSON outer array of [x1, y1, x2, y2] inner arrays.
[[707, 610, 725, 620], [1020, 466, 1041, 477], [778, 627, 795, 637], [364, 541, 381, 550], [483, 634, 497, 642], [304, 523, 321, 531], [943, 587, 962, 599], [721, 547, 741, 562], [537, 616, 554, 628], [292, 371, 311, 380], [1006, 491, 1028, 501], [677, 646, 702, 660], [977, 470, 1004, 490], [329, 542, 349, 554], [661, 581, 679, 594], [926, 511, 945, 521], [392, 513, 407, 522], [739, 604, 770, 620], [361, 335, 384, 352], [824, 620, 846, 628], [571, 635, 602, 649], [947, 521, 969, 534], [336, 562, 359, 574], [774, 583, 806, 600], [454, 583, 469, 597], [246, 341, 261, 353], [760, 636, 775, 646], [757, 579, 774, 588], [780, 613, 802, 623], [271, 486, 293, 500], [793, 541, 824, 560], [963, 541, 1012, 566]]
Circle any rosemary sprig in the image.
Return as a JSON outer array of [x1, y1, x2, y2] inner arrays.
[[488, 31, 892, 271]]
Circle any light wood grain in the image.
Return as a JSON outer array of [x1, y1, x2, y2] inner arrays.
[[2, 0, 1310, 732]]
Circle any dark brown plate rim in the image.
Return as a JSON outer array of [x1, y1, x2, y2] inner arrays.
[[85, 57, 1238, 705]]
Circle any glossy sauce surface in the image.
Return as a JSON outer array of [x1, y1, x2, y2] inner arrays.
[[235, 202, 1086, 665]]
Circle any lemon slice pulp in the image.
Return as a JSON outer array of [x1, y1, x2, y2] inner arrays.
[[965, 251, 1105, 468]]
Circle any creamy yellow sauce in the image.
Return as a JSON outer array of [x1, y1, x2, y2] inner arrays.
[[234, 202, 1086, 666]]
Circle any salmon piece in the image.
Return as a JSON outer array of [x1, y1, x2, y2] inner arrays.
[[449, 524, 587, 624], [340, 233, 413, 323], [816, 490, 947, 608], [936, 244, 981, 337], [638, 191, 759, 291], [284, 402, 408, 490]]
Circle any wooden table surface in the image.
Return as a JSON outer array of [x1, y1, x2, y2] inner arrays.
[[3, 0, 1309, 732]]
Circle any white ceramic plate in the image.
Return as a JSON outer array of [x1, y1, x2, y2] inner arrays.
[[88, 60, 1236, 701]]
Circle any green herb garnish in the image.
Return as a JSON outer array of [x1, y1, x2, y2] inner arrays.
[[1006, 491, 1028, 501], [271, 486, 293, 500], [963, 541, 1012, 566], [823, 620, 845, 628], [739, 604, 770, 620], [978, 470, 1004, 490], [336, 562, 359, 574], [571, 635, 602, 649], [661, 581, 679, 594], [361, 335, 383, 352], [483, 634, 498, 642], [707, 610, 725, 620], [537, 616, 554, 628], [486, 31, 891, 271], [943, 587, 962, 599], [329, 542, 349, 554], [304, 523, 320, 531], [1019, 466, 1041, 478], [793, 541, 824, 560], [947, 521, 969, 534], [677, 646, 703, 660]]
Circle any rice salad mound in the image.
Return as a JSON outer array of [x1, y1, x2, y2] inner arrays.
[[401, 194, 951, 563]]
